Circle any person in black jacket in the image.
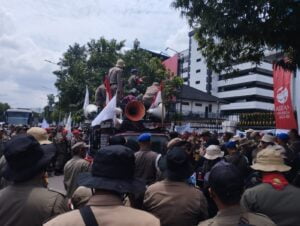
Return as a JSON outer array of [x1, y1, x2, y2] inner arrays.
[[224, 141, 250, 179]]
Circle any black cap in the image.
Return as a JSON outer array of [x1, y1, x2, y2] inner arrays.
[[78, 145, 145, 194], [2, 135, 55, 182], [166, 147, 193, 181], [209, 162, 244, 205]]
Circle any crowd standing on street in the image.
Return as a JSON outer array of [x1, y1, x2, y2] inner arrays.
[[1, 123, 300, 225]]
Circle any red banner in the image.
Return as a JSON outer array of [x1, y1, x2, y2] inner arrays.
[[273, 65, 297, 129]]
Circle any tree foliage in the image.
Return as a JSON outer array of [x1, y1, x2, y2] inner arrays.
[[0, 102, 10, 122], [172, 0, 300, 72], [43, 94, 56, 123], [52, 37, 181, 123]]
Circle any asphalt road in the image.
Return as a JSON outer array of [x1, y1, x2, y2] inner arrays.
[[48, 175, 66, 195]]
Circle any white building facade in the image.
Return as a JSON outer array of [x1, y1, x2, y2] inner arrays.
[[181, 31, 274, 114], [178, 31, 212, 93], [211, 62, 274, 113], [175, 85, 222, 119]]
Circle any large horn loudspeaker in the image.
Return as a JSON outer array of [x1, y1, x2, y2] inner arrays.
[[147, 103, 166, 119], [125, 101, 145, 121]]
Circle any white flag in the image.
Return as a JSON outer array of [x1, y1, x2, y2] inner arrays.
[[65, 113, 72, 139], [150, 90, 162, 109], [63, 115, 68, 126], [83, 85, 89, 110], [41, 118, 49, 129], [295, 70, 300, 133], [92, 95, 116, 127]]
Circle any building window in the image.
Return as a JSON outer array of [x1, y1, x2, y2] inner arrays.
[[196, 58, 201, 62], [195, 103, 202, 107], [195, 81, 200, 84], [197, 47, 201, 51], [196, 69, 201, 73], [208, 104, 212, 112], [207, 69, 212, 76], [182, 102, 189, 106], [181, 67, 188, 73]]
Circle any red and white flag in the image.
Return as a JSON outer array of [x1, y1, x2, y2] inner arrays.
[[104, 76, 112, 105]]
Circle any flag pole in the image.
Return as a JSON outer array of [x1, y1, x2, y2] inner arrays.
[[161, 86, 164, 128]]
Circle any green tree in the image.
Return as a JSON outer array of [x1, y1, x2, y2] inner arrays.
[[0, 102, 10, 122], [54, 43, 88, 115], [172, 0, 300, 72], [53, 37, 183, 123], [123, 40, 169, 92], [53, 38, 124, 123]]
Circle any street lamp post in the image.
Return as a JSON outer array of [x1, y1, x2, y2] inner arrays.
[[44, 59, 62, 124]]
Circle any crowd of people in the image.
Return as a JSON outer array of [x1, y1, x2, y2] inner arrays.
[[0, 125, 300, 226]]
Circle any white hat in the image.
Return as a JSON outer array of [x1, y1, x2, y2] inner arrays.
[[245, 128, 255, 133], [261, 134, 275, 143], [204, 145, 224, 160]]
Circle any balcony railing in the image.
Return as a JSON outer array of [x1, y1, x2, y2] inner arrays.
[[217, 74, 273, 87], [220, 101, 274, 111], [218, 87, 274, 98]]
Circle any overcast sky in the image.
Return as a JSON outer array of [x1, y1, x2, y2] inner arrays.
[[0, 0, 189, 109]]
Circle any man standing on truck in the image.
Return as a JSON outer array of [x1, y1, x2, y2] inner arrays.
[[108, 59, 125, 102]]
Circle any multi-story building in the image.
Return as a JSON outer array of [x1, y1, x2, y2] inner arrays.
[[178, 49, 189, 85], [180, 31, 274, 116], [211, 61, 274, 114], [177, 31, 213, 93]]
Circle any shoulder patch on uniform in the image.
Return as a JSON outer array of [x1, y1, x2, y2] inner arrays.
[[48, 187, 67, 197]]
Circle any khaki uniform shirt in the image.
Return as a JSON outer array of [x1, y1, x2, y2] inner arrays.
[[108, 66, 123, 98], [144, 180, 208, 226], [44, 192, 160, 226], [0, 178, 68, 226], [134, 147, 158, 185], [64, 156, 90, 198], [95, 84, 106, 107], [199, 205, 275, 226], [142, 85, 160, 106], [241, 183, 300, 226]]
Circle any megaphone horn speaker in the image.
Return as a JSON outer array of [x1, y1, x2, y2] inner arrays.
[[147, 103, 166, 119], [125, 101, 145, 121]]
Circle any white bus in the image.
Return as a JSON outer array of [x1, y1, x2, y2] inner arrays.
[[5, 108, 33, 126]]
